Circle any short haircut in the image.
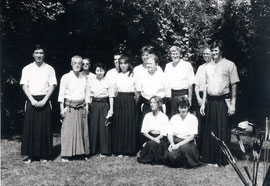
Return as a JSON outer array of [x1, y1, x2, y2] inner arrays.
[[176, 96, 190, 109], [71, 55, 82, 63], [147, 54, 159, 64], [94, 62, 107, 72], [33, 44, 45, 53], [150, 96, 163, 107], [140, 45, 154, 55], [82, 58, 92, 65], [169, 45, 181, 54], [118, 54, 133, 76], [210, 40, 224, 51]]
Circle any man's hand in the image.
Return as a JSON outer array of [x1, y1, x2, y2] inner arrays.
[[228, 103, 236, 116], [200, 104, 205, 116], [35, 99, 47, 107], [60, 107, 68, 118]]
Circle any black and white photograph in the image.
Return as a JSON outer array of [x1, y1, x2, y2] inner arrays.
[[1, 0, 270, 185]]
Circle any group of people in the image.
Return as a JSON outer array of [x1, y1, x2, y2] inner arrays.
[[20, 40, 239, 168]]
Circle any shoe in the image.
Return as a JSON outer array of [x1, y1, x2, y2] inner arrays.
[[61, 158, 69, 162], [117, 155, 123, 158], [85, 157, 89, 161], [99, 154, 106, 158], [23, 158, 32, 164], [40, 159, 48, 163]]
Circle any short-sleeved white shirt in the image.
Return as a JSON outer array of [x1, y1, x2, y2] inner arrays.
[[106, 68, 119, 87], [20, 62, 57, 95], [139, 70, 171, 100], [58, 71, 88, 103], [141, 111, 169, 136], [205, 58, 240, 96], [194, 63, 208, 91], [133, 64, 163, 91], [114, 72, 135, 93], [168, 113, 198, 139], [164, 60, 195, 90], [89, 77, 114, 98]]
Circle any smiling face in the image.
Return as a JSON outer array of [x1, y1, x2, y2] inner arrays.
[[95, 67, 105, 79], [212, 47, 222, 61], [119, 59, 129, 73], [203, 48, 212, 63], [150, 98, 160, 112], [114, 55, 121, 68], [33, 49, 45, 64], [71, 58, 82, 73], [141, 52, 149, 65], [178, 106, 189, 118], [170, 50, 181, 62]]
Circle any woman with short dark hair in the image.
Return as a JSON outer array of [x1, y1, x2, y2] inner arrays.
[[164, 97, 202, 168]]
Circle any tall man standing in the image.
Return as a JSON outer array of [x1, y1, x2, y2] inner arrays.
[[200, 40, 240, 166], [20, 45, 57, 163]]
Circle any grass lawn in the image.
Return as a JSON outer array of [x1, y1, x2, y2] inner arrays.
[[1, 134, 269, 186]]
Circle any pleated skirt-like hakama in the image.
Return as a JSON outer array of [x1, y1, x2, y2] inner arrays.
[[112, 92, 137, 155], [21, 95, 52, 158], [61, 101, 90, 157], [164, 137, 202, 168], [89, 97, 111, 155], [201, 95, 230, 166], [137, 134, 168, 164]]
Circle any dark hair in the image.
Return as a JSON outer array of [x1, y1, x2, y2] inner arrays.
[[94, 62, 107, 72], [177, 96, 190, 110], [210, 40, 224, 52], [140, 45, 155, 55], [82, 58, 92, 66], [118, 55, 134, 77], [33, 44, 45, 53]]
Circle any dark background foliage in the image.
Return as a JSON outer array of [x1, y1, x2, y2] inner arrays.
[[1, 0, 270, 137]]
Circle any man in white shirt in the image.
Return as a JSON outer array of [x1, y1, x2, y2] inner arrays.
[[20, 45, 57, 163], [164, 45, 195, 117], [106, 53, 121, 87], [200, 40, 240, 166]]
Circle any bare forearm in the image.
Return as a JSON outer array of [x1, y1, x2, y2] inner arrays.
[[42, 86, 55, 102], [22, 85, 36, 102], [231, 84, 237, 105], [188, 85, 193, 102]]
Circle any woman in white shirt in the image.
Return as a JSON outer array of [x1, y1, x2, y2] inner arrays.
[[88, 62, 114, 157], [164, 97, 202, 168], [137, 96, 169, 164], [112, 55, 137, 156], [58, 56, 90, 162]]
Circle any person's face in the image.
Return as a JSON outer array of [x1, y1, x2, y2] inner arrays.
[[203, 48, 212, 63], [212, 47, 222, 60], [150, 98, 159, 111], [178, 106, 189, 117], [82, 59, 90, 71], [95, 67, 105, 79], [141, 52, 149, 64], [146, 58, 157, 74], [171, 50, 180, 62], [33, 49, 45, 64], [71, 58, 82, 72], [119, 59, 129, 73], [114, 55, 121, 68]]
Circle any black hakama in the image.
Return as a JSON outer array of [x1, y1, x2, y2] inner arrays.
[[201, 94, 230, 166], [21, 95, 52, 158], [164, 137, 202, 168], [137, 134, 167, 164], [89, 97, 111, 155], [112, 93, 137, 155], [196, 91, 205, 155]]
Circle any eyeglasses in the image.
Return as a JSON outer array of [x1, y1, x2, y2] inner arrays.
[[82, 63, 89, 65]]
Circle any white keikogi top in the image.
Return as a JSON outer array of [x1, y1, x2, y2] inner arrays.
[[58, 71, 89, 103], [133, 64, 163, 91], [141, 111, 169, 136], [204, 58, 240, 96], [138, 70, 171, 100], [168, 113, 198, 139], [106, 68, 119, 87], [20, 62, 57, 95], [194, 63, 208, 92], [114, 72, 136, 93], [164, 59, 195, 90], [89, 77, 114, 98]]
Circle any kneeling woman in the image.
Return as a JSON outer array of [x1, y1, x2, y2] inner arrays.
[[164, 97, 202, 168], [58, 55, 90, 162], [88, 62, 114, 156], [137, 96, 169, 164]]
